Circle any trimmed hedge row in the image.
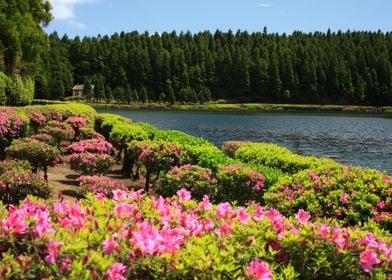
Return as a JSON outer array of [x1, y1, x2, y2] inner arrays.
[[223, 141, 340, 174]]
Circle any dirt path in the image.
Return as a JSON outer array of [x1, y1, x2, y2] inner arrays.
[[47, 160, 145, 200]]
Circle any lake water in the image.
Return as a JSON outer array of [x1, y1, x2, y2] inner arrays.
[[97, 108, 392, 174]]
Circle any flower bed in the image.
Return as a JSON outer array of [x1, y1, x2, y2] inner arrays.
[[0, 191, 390, 279]]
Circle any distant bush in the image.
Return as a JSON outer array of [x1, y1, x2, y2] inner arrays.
[[156, 164, 218, 200], [133, 140, 183, 190], [69, 152, 114, 175], [0, 159, 31, 174], [6, 75, 34, 106], [232, 142, 339, 174], [6, 138, 61, 180], [216, 164, 266, 205], [67, 139, 113, 154], [77, 175, 128, 198], [65, 116, 89, 140], [39, 121, 73, 148], [0, 169, 50, 204], [265, 166, 392, 229]]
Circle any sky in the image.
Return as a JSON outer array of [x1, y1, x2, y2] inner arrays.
[[45, 0, 392, 38]]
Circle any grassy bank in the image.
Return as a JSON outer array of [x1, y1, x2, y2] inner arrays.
[[87, 101, 392, 113]]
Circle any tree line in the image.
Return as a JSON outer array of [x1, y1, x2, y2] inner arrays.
[[37, 29, 392, 105], [1, 1, 392, 105]]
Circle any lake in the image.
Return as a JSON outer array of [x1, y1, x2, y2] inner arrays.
[[97, 108, 392, 174]]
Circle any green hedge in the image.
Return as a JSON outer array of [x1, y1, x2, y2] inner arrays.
[[228, 141, 340, 174]]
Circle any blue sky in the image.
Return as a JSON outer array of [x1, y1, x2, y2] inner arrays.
[[46, 0, 392, 38]]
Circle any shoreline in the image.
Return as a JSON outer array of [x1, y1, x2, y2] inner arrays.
[[86, 102, 392, 113]]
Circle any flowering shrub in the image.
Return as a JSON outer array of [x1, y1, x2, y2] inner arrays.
[[0, 170, 50, 204], [77, 175, 128, 198], [69, 152, 114, 175], [78, 127, 105, 140], [0, 159, 31, 174], [67, 139, 113, 155], [26, 109, 47, 133], [65, 116, 89, 140], [0, 107, 28, 141], [6, 138, 61, 180], [265, 166, 392, 229], [0, 192, 390, 278], [134, 140, 183, 190], [222, 140, 248, 158], [156, 164, 218, 200], [39, 121, 73, 148], [216, 164, 266, 205], [31, 133, 56, 146]]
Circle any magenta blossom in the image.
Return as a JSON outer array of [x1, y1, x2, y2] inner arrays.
[[247, 258, 272, 280], [177, 188, 191, 202], [104, 262, 127, 280], [360, 249, 381, 272], [296, 209, 311, 224]]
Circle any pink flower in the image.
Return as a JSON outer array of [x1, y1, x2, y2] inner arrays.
[[177, 188, 191, 202], [199, 195, 212, 210], [360, 249, 381, 272], [104, 262, 127, 280], [45, 240, 63, 264], [247, 258, 272, 280], [214, 223, 232, 238], [295, 209, 310, 224], [236, 207, 251, 224], [102, 236, 120, 255], [216, 202, 233, 219], [340, 193, 348, 204]]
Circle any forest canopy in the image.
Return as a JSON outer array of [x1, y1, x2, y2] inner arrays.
[[38, 29, 392, 105]]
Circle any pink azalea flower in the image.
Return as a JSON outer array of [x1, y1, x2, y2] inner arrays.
[[45, 240, 63, 264], [216, 202, 233, 219], [104, 262, 127, 280], [177, 188, 191, 202], [236, 207, 251, 224], [247, 258, 272, 280], [295, 209, 311, 224], [199, 195, 212, 210], [360, 249, 381, 272], [203, 218, 215, 231], [102, 236, 120, 255], [214, 222, 232, 238], [340, 193, 348, 204]]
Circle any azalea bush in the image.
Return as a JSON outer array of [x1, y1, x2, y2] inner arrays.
[[0, 170, 50, 204], [77, 175, 128, 198], [265, 166, 392, 230], [69, 152, 114, 175], [65, 116, 89, 140], [134, 140, 183, 190], [0, 108, 28, 157], [0, 159, 31, 174], [31, 133, 56, 146], [6, 138, 61, 180], [0, 191, 390, 279], [216, 164, 266, 205], [67, 139, 113, 155], [39, 121, 73, 148], [26, 109, 47, 133], [78, 127, 105, 140], [156, 164, 218, 200]]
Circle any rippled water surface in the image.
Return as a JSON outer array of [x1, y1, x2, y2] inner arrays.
[[97, 108, 392, 173]]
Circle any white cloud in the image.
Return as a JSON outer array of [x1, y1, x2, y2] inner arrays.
[[49, 0, 96, 28], [257, 3, 272, 8]]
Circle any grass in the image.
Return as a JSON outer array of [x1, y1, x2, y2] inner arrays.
[[85, 101, 392, 113]]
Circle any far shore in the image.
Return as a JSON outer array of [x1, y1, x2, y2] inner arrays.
[[84, 101, 392, 113]]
